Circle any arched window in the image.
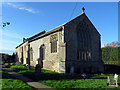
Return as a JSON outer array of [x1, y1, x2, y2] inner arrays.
[[21, 47, 23, 64], [40, 44, 45, 60], [50, 34, 58, 53], [39, 44, 45, 68], [76, 20, 92, 61], [30, 47, 33, 61]]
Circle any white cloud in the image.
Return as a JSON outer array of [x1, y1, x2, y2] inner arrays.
[[18, 7, 37, 13], [0, 39, 20, 45], [2, 31, 22, 40], [25, 8, 35, 13], [7, 3, 17, 8], [7, 2, 38, 14], [18, 7, 24, 10]]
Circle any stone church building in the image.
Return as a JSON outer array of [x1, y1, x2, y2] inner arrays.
[[16, 8, 104, 73]]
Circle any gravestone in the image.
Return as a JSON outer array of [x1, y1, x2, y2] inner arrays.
[[16, 61, 21, 65], [28, 65, 31, 70], [70, 66, 74, 74], [35, 64, 41, 77]]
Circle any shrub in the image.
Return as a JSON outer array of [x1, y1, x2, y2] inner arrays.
[[10, 64, 27, 72], [1, 60, 5, 65], [102, 47, 118, 61]]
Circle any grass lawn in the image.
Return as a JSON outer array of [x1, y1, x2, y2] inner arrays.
[[1, 70, 36, 89], [9, 64, 120, 89]]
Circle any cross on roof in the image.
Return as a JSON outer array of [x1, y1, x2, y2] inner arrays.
[[82, 7, 85, 13]]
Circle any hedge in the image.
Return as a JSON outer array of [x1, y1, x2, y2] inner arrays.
[[102, 47, 119, 61]]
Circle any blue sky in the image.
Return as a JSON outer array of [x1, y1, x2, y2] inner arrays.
[[1, 2, 118, 55]]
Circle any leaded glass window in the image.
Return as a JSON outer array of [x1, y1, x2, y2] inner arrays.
[[76, 20, 92, 61]]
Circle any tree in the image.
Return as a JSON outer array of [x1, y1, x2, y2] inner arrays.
[[105, 41, 120, 47], [3, 22, 10, 27], [12, 53, 15, 62]]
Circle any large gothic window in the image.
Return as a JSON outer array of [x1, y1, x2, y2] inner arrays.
[[77, 20, 91, 61], [50, 34, 58, 53]]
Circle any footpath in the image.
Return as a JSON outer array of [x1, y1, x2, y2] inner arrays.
[[2, 65, 55, 89]]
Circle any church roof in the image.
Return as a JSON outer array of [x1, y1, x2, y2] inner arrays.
[[30, 13, 100, 42], [29, 13, 85, 42]]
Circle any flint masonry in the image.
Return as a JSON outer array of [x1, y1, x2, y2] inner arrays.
[[16, 8, 104, 73]]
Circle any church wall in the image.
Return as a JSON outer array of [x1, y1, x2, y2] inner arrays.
[[16, 42, 28, 64], [91, 30, 104, 72], [16, 47, 21, 62], [64, 14, 104, 73], [64, 14, 85, 73], [29, 30, 64, 72]]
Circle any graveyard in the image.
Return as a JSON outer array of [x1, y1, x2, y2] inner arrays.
[[1, 63, 120, 89], [1, 46, 120, 89]]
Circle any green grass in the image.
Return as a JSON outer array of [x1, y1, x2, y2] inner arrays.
[[9, 64, 120, 88], [1, 70, 36, 89], [10, 64, 35, 72], [38, 74, 120, 88]]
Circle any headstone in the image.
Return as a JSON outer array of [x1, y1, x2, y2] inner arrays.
[[28, 65, 31, 70], [35, 64, 41, 77], [70, 66, 74, 74], [16, 61, 21, 65], [4, 63, 9, 66], [80, 69, 83, 74]]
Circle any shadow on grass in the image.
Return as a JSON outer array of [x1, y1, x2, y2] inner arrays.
[[19, 70, 109, 81], [2, 71, 16, 79], [7, 64, 120, 81]]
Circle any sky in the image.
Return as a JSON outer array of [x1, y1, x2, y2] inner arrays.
[[0, 2, 118, 55]]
